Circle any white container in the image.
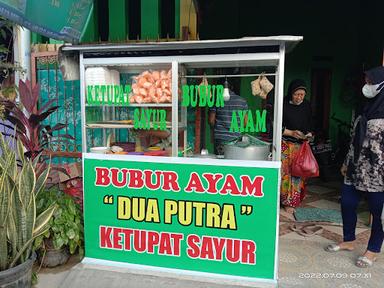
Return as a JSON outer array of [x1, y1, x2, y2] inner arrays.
[[90, 147, 110, 154], [109, 70, 120, 85], [85, 68, 121, 103], [85, 67, 112, 86]]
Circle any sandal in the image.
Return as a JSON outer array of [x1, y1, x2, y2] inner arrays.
[[324, 243, 354, 253], [355, 256, 377, 268], [297, 225, 323, 237], [289, 223, 312, 232], [283, 206, 296, 214]]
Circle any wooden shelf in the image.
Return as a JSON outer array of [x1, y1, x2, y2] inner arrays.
[[86, 122, 185, 129], [42, 150, 82, 158], [85, 103, 172, 108]]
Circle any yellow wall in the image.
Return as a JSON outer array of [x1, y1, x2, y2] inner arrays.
[[180, 0, 197, 40]]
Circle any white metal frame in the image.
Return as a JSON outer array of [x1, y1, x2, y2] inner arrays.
[[79, 52, 86, 151], [80, 57, 179, 154], [83, 152, 281, 168], [79, 51, 285, 158], [83, 152, 280, 287], [81, 53, 280, 66], [171, 61, 179, 156], [77, 38, 301, 286]]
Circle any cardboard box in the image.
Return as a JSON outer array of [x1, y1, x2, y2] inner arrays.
[[47, 168, 60, 185], [58, 162, 82, 183]]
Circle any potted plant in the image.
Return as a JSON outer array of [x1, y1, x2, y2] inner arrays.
[[34, 188, 84, 268], [0, 134, 56, 288], [0, 79, 73, 161], [0, 78, 74, 189]]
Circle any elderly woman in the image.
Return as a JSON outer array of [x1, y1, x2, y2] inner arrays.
[[281, 79, 313, 213], [325, 66, 384, 268]]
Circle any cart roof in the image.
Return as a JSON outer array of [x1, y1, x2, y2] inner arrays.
[[62, 36, 303, 55]]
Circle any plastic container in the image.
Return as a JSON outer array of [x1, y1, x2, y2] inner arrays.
[[0, 254, 35, 288], [90, 147, 110, 154], [127, 152, 145, 156], [148, 146, 161, 151], [85, 67, 112, 86], [111, 142, 135, 152], [85, 67, 120, 103], [144, 150, 168, 156]]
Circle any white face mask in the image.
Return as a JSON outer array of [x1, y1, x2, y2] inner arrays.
[[289, 100, 303, 105], [362, 80, 384, 98]]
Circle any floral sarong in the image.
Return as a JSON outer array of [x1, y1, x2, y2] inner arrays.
[[281, 140, 306, 207]]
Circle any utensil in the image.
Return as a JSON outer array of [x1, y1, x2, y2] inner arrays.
[[90, 147, 110, 154], [200, 149, 209, 155], [192, 149, 216, 159], [111, 146, 124, 153]]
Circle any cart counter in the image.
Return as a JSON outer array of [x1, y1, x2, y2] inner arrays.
[[83, 154, 280, 284]]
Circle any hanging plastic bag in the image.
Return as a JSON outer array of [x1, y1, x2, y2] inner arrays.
[[259, 75, 274, 96], [198, 76, 211, 98], [251, 73, 274, 99], [381, 203, 384, 232], [251, 76, 262, 96], [291, 141, 319, 178]]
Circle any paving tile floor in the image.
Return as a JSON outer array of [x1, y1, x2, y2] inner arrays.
[[277, 178, 383, 288], [278, 239, 383, 288], [280, 178, 371, 245], [35, 179, 382, 288]]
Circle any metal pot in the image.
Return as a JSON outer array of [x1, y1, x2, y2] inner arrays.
[[38, 247, 70, 268], [224, 143, 270, 161]]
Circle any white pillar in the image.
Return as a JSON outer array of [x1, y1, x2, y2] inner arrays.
[[13, 25, 31, 84]]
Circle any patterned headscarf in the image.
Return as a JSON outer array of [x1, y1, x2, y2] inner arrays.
[[348, 66, 384, 178]]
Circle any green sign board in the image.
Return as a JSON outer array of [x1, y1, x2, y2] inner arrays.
[[0, 0, 93, 43], [83, 155, 279, 283]]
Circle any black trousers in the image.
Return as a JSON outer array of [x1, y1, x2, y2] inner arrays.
[[341, 184, 384, 253]]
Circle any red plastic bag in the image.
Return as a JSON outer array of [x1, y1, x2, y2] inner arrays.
[[291, 141, 319, 178]]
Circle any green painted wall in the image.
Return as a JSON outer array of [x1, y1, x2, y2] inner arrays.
[[33, 0, 183, 43], [241, 77, 262, 113], [240, 77, 264, 137], [174, 0, 180, 39], [199, 0, 383, 148], [31, 33, 47, 44], [141, 0, 160, 39], [108, 0, 128, 41], [81, 0, 98, 43], [31, 0, 383, 151]]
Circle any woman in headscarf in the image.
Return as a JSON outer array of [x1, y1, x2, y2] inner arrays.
[[325, 66, 384, 268], [280, 79, 313, 213]]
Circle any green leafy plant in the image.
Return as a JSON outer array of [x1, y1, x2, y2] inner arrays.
[[0, 133, 56, 271], [0, 79, 73, 161], [34, 188, 84, 256], [0, 16, 23, 98]]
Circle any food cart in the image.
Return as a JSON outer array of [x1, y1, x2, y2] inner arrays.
[[62, 36, 302, 287]]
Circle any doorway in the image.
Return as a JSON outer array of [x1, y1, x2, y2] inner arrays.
[[310, 68, 332, 138]]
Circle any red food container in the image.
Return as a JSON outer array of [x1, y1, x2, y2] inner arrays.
[[144, 150, 168, 156]]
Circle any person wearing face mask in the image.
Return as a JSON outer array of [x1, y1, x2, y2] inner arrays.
[[280, 79, 313, 213], [325, 66, 384, 268]]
